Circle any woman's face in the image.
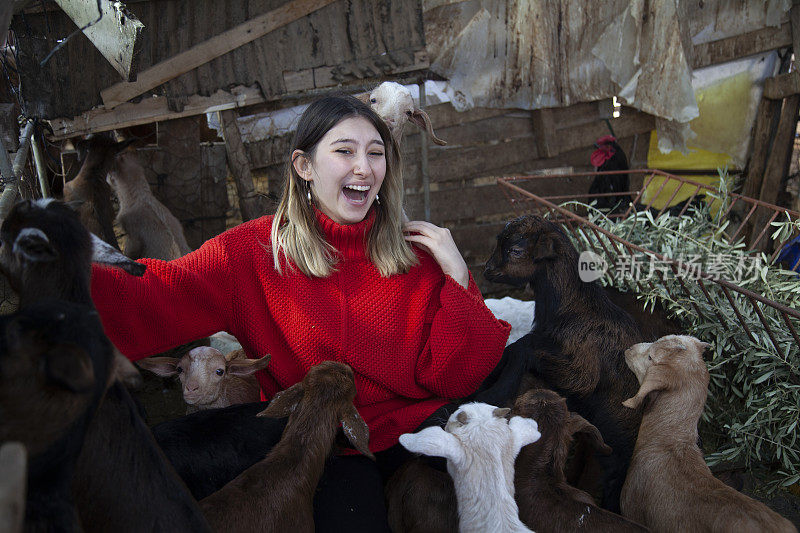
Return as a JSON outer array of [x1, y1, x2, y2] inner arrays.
[[293, 116, 387, 225]]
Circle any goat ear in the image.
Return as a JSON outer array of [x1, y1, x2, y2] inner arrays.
[[258, 383, 304, 418], [622, 363, 675, 409], [532, 233, 557, 261], [567, 413, 611, 455], [408, 109, 447, 146], [91, 234, 146, 276], [493, 407, 511, 418], [226, 353, 271, 376], [111, 348, 142, 389], [45, 345, 95, 393], [509, 416, 541, 454], [135, 356, 180, 377], [399, 427, 464, 463], [13, 228, 57, 263], [340, 404, 375, 460]]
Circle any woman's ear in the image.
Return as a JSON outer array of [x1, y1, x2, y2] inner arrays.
[[292, 150, 312, 180]]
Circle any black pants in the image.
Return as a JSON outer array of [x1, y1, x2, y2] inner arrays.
[[311, 345, 527, 532]]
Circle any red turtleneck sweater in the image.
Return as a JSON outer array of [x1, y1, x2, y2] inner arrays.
[[90, 209, 510, 452]]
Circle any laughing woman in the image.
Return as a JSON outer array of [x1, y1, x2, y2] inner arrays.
[[91, 94, 510, 530]]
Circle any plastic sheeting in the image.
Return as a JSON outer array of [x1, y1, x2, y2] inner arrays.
[[424, 0, 791, 153]]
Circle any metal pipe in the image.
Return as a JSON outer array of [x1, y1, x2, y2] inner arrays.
[[0, 121, 35, 219], [30, 128, 51, 198]]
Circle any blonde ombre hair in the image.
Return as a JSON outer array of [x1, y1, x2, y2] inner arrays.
[[270, 95, 418, 278]]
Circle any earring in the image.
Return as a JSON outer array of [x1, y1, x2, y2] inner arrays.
[[306, 182, 312, 203], [375, 193, 381, 205]]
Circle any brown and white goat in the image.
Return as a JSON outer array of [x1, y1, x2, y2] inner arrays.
[[107, 149, 191, 260], [484, 214, 643, 511], [621, 335, 796, 533], [200, 361, 373, 533], [137, 346, 270, 413], [63, 134, 133, 248], [512, 389, 649, 532]]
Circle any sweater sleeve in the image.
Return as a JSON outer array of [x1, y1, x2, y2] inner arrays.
[[415, 272, 511, 399], [90, 235, 235, 360]]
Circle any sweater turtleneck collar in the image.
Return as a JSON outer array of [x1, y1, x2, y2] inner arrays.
[[314, 206, 376, 260]]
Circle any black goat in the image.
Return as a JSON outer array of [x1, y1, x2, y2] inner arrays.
[[0, 301, 114, 532], [152, 401, 287, 500], [484, 214, 643, 512], [0, 199, 210, 532]]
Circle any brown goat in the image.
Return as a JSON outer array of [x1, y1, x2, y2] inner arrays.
[[107, 149, 191, 260], [484, 214, 643, 511], [620, 335, 796, 533], [200, 361, 373, 533], [63, 135, 133, 248], [512, 389, 649, 532], [385, 457, 459, 533]]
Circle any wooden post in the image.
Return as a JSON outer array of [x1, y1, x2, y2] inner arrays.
[[750, 94, 800, 250], [419, 81, 430, 221], [0, 442, 26, 533], [742, 97, 781, 199], [531, 108, 557, 158], [219, 109, 266, 222]]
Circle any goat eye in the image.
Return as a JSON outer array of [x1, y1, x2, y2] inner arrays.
[[406, 110, 412, 116], [370, 98, 377, 103], [215, 368, 225, 376], [176, 367, 183, 374]]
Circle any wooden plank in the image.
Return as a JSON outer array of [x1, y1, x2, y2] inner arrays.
[[53, 0, 144, 81], [764, 70, 800, 99], [0, 104, 18, 152], [219, 109, 268, 222], [691, 22, 792, 69], [743, 96, 782, 199], [100, 0, 338, 109], [48, 84, 265, 140]]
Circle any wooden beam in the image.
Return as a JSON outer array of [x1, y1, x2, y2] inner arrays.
[[100, 0, 337, 109], [764, 70, 800, 99], [691, 22, 792, 70], [48, 84, 266, 140], [53, 0, 144, 81], [219, 109, 268, 222]]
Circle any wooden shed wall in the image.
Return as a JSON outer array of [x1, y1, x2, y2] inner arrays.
[[12, 0, 426, 120], [243, 101, 654, 294]]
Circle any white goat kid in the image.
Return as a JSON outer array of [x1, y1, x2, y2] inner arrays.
[[400, 402, 540, 533], [358, 82, 447, 146]]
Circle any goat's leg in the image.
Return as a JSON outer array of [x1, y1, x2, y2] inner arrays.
[[467, 333, 533, 407], [597, 448, 631, 513]]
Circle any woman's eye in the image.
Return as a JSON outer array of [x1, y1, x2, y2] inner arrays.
[[369, 151, 384, 157], [335, 149, 352, 154], [215, 368, 225, 376]]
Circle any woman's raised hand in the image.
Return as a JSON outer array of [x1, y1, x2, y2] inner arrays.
[[403, 221, 469, 288]]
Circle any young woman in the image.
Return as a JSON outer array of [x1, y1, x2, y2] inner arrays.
[[91, 94, 510, 529]]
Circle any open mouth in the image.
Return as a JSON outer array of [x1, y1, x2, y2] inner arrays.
[[342, 184, 370, 203]]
